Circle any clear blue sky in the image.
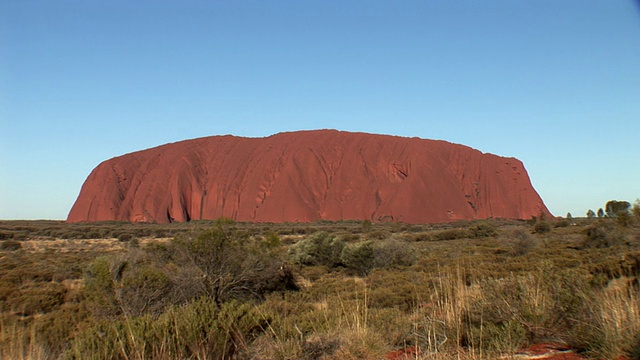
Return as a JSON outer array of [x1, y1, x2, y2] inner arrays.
[[1, 1, 639, 220]]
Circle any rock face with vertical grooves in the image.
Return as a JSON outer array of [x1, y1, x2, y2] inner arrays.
[[67, 130, 551, 223]]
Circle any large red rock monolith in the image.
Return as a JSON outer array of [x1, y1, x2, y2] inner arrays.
[[67, 130, 551, 223]]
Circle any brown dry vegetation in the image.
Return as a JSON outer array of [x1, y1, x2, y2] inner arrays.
[[1, 215, 639, 360]]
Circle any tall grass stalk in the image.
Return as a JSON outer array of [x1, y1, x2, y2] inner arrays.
[[591, 279, 640, 358], [0, 318, 51, 360]]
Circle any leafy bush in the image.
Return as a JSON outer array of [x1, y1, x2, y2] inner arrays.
[[288, 231, 345, 268], [341, 241, 376, 275], [533, 221, 552, 234], [373, 238, 417, 268], [470, 222, 498, 238]]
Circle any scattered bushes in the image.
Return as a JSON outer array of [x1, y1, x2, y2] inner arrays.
[[2, 218, 640, 359], [289, 233, 416, 275], [583, 221, 626, 248]]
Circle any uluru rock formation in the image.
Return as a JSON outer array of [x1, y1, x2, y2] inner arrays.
[[68, 130, 551, 224]]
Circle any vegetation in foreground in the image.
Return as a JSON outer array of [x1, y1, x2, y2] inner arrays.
[[1, 202, 640, 359]]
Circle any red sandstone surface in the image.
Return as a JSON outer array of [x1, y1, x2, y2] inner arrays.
[[67, 130, 551, 224]]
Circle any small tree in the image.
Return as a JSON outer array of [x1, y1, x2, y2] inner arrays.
[[566, 212, 572, 220], [586, 209, 596, 219], [597, 208, 605, 218], [605, 200, 631, 217]]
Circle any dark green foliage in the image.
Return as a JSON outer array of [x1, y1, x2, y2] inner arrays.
[[587, 209, 596, 218], [534, 221, 552, 234], [83, 256, 121, 318], [470, 222, 498, 238], [84, 225, 297, 318], [341, 241, 376, 275], [288, 231, 345, 267], [373, 238, 417, 268], [605, 200, 631, 217], [598, 208, 605, 218]]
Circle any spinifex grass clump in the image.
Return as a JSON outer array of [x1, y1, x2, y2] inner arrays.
[[69, 298, 267, 360]]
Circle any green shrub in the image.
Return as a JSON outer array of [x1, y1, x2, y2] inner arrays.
[[288, 231, 345, 268], [470, 222, 498, 238], [83, 256, 121, 319], [341, 241, 376, 275], [533, 221, 552, 234], [119, 263, 173, 316], [373, 238, 417, 268]]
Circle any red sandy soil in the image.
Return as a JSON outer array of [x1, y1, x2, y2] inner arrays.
[[68, 130, 551, 224]]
